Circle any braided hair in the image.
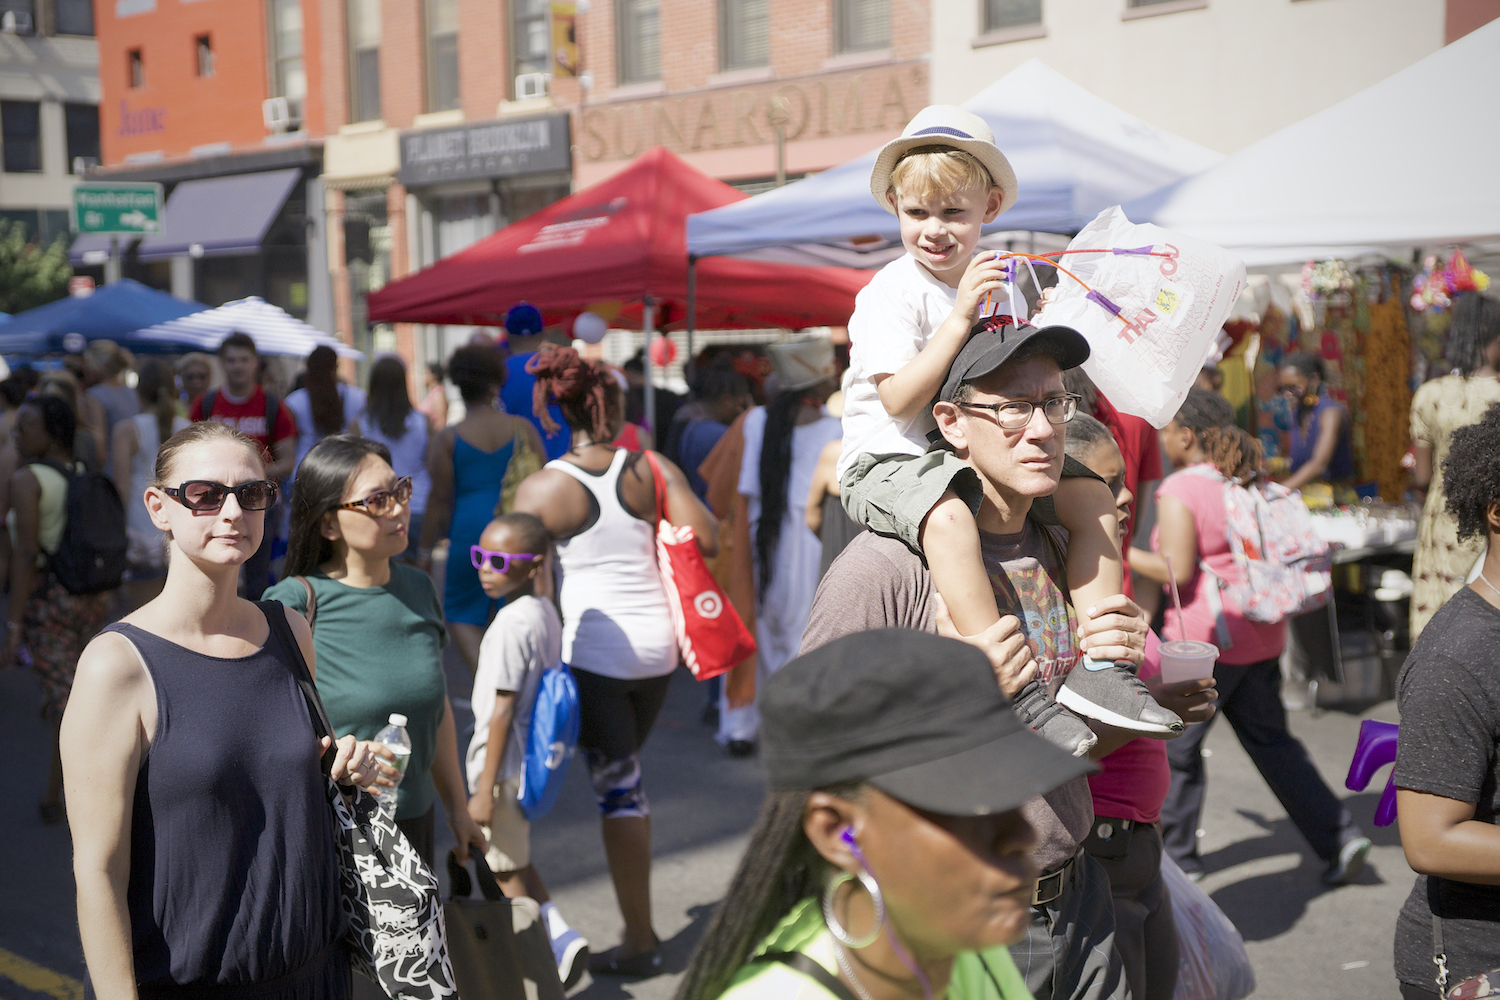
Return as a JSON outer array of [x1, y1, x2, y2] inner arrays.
[[1445, 292, 1500, 376], [526, 344, 617, 442]]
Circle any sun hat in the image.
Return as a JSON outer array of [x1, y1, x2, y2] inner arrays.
[[761, 629, 1095, 816], [937, 320, 1091, 405], [767, 337, 838, 393], [869, 106, 1019, 217]]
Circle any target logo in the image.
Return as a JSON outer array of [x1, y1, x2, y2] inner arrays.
[[693, 591, 723, 619]]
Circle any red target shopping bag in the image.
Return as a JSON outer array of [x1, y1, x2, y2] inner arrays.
[[644, 451, 756, 681]]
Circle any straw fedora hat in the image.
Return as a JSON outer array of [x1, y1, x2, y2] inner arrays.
[[868, 105, 1019, 217], [768, 338, 837, 393]]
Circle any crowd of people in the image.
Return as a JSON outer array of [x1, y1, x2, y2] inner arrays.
[[4, 102, 1496, 1000]]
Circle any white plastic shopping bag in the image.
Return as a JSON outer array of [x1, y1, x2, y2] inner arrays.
[[1161, 853, 1256, 1000], [1031, 206, 1246, 428]]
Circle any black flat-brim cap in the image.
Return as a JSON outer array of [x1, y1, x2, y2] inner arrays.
[[938, 322, 1092, 405], [762, 630, 1096, 816]]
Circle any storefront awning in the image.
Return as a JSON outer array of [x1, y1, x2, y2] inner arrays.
[[136, 168, 301, 261]]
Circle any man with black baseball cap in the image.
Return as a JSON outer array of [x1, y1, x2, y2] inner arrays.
[[678, 628, 1094, 1000], [803, 321, 1149, 1000]]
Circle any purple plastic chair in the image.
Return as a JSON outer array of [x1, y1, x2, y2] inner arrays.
[[1346, 719, 1400, 827]]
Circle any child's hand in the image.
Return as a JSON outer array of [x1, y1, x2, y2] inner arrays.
[[933, 594, 1037, 697], [1078, 594, 1149, 668], [954, 252, 1011, 323], [467, 791, 494, 828]]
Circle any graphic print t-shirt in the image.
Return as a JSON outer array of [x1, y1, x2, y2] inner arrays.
[[190, 386, 298, 465]]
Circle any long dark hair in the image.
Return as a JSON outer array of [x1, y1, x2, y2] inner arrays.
[[1446, 292, 1500, 376], [755, 390, 802, 600], [675, 784, 860, 1000], [284, 435, 393, 577], [135, 358, 179, 448], [365, 355, 415, 439], [303, 345, 345, 436]]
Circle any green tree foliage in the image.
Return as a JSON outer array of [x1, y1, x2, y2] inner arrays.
[[0, 219, 73, 315]]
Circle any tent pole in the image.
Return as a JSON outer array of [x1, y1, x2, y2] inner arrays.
[[643, 297, 656, 438], [685, 256, 696, 378]]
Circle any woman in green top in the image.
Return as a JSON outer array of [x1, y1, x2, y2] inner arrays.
[[266, 435, 486, 864], [676, 629, 1094, 1000]]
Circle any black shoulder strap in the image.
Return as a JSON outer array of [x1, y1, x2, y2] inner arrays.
[[203, 388, 217, 417], [264, 391, 280, 434], [258, 599, 337, 775], [758, 952, 859, 1000]]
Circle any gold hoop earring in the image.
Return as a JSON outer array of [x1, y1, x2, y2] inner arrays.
[[822, 871, 884, 949]]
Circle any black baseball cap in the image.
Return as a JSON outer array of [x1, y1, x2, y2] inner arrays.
[[761, 630, 1095, 816], [937, 320, 1091, 405]]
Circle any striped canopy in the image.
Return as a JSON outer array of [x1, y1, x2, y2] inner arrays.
[[132, 297, 364, 359]]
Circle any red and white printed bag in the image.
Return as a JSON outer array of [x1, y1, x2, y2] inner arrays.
[[644, 451, 756, 681]]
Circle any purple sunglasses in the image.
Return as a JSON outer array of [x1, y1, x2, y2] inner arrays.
[[470, 546, 542, 573]]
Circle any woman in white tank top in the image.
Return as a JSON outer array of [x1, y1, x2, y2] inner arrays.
[[515, 345, 716, 978]]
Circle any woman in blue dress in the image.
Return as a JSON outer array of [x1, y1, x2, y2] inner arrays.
[[1278, 351, 1355, 492], [421, 345, 545, 672]]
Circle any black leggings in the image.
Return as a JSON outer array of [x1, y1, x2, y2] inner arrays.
[[572, 668, 673, 818]]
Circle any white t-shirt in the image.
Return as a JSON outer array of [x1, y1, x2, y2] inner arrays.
[[837, 254, 960, 481], [465, 594, 563, 792]]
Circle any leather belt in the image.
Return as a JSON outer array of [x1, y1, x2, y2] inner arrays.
[[1032, 850, 1078, 906]]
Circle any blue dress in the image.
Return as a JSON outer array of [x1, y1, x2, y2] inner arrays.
[[1289, 391, 1354, 481], [444, 435, 515, 626]]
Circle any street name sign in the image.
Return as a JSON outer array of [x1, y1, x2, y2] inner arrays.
[[73, 182, 164, 235]]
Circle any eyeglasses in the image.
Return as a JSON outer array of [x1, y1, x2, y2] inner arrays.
[[338, 478, 413, 517], [163, 480, 279, 511], [470, 546, 542, 573], [958, 393, 1080, 430]]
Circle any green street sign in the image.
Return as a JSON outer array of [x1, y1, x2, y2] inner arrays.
[[72, 182, 164, 235]]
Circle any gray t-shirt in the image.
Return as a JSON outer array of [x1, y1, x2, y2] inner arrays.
[[1392, 586, 1500, 987], [801, 525, 1094, 873], [466, 594, 564, 791]]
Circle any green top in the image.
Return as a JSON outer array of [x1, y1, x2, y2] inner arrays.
[[717, 897, 1033, 1000], [264, 563, 449, 821]]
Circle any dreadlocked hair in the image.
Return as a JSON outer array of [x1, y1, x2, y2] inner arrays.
[[526, 343, 616, 441], [1443, 401, 1500, 542], [1202, 425, 1264, 483], [754, 391, 802, 601], [1445, 292, 1500, 376], [674, 783, 864, 1000]]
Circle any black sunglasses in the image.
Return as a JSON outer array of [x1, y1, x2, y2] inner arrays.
[[163, 480, 279, 511]]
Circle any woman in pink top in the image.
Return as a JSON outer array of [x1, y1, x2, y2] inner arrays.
[[1129, 389, 1369, 886]]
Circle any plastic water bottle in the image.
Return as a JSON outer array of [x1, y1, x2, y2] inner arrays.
[[372, 713, 412, 813]]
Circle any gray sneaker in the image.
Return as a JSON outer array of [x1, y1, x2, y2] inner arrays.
[[1056, 659, 1183, 736], [1012, 678, 1098, 757], [1322, 837, 1372, 886]]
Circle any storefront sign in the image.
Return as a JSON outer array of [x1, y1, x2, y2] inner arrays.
[[399, 113, 572, 186], [579, 63, 925, 164]]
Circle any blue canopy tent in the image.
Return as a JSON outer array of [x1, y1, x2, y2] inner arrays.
[[685, 60, 1224, 269], [0, 280, 207, 356]]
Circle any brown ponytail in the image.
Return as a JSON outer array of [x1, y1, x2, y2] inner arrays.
[[1202, 425, 1263, 483], [525, 344, 616, 442]]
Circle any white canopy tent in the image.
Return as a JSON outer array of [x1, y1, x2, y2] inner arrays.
[[686, 60, 1224, 268], [1125, 18, 1500, 268], [131, 297, 364, 359]]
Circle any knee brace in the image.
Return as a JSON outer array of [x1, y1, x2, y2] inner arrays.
[[586, 751, 649, 819]]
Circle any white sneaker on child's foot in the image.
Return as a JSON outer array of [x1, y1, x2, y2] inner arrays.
[[1012, 679, 1097, 756]]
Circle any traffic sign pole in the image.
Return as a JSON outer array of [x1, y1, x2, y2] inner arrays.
[[106, 235, 120, 285]]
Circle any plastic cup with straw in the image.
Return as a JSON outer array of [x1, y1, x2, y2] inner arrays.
[[1157, 554, 1219, 684]]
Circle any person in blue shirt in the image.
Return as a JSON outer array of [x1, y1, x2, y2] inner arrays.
[[499, 302, 572, 461], [678, 366, 752, 500]]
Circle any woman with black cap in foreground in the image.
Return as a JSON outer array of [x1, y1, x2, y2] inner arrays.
[[676, 628, 1094, 1000]]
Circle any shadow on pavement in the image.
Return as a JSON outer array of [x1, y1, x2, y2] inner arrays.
[[568, 901, 717, 998]]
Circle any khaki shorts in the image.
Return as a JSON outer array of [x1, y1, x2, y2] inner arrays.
[[839, 450, 983, 553], [479, 775, 530, 873]]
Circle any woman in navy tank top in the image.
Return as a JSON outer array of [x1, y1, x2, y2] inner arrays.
[[61, 421, 395, 999]]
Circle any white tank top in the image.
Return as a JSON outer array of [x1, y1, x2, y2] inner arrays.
[[548, 449, 676, 680]]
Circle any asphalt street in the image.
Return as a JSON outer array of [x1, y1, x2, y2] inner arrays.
[[0, 635, 1414, 1000]]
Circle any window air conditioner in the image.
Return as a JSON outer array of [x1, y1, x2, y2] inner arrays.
[[72, 156, 98, 175], [515, 73, 550, 100], [1, 10, 34, 33], [262, 96, 291, 132]]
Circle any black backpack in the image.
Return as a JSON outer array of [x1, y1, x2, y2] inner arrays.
[[43, 461, 128, 595]]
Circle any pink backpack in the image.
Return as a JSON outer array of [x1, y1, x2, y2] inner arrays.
[[1184, 466, 1332, 625]]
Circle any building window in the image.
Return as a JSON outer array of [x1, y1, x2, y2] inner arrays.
[[835, 0, 889, 53], [426, 0, 459, 111], [983, 0, 1041, 30], [65, 103, 99, 172], [268, 0, 306, 124], [510, 0, 549, 93], [1, 101, 42, 173], [616, 0, 660, 84], [128, 48, 145, 88], [348, 0, 382, 122], [196, 34, 215, 77], [55, 0, 93, 35], [719, 0, 768, 71], [0, 1, 35, 36]]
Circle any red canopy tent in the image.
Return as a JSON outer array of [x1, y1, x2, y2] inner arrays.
[[365, 146, 873, 332]]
